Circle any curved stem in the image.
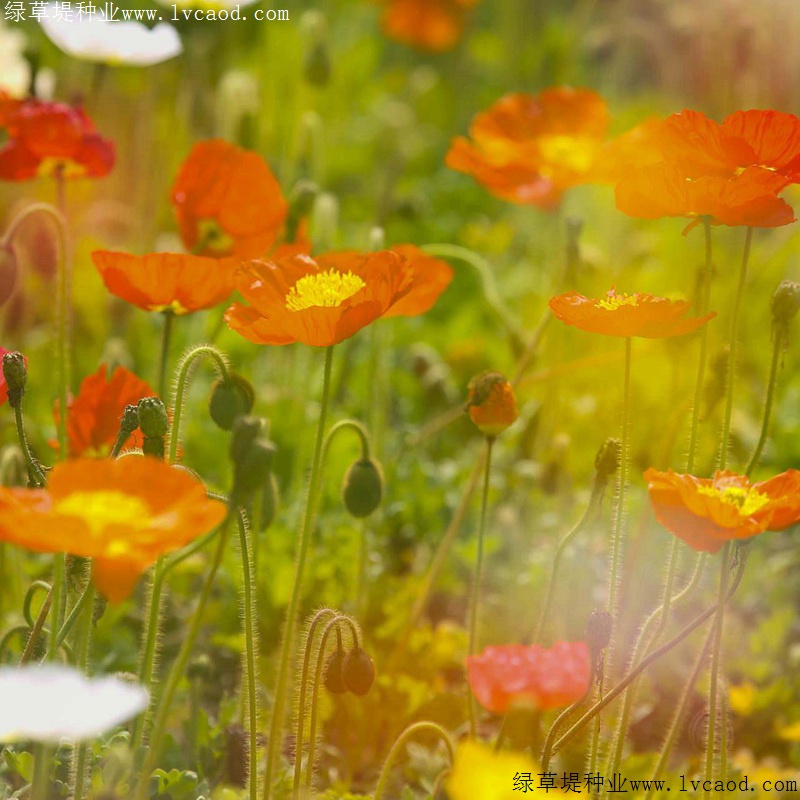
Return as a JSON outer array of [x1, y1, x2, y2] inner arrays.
[[421, 244, 526, 351], [746, 332, 781, 476], [718, 227, 752, 470], [13, 404, 47, 487], [264, 345, 335, 800], [167, 344, 231, 464], [467, 437, 494, 738], [321, 419, 371, 463], [19, 588, 53, 665], [704, 542, 732, 798], [51, 577, 95, 655], [303, 615, 360, 793], [134, 513, 233, 800], [373, 722, 455, 800], [237, 509, 260, 800]]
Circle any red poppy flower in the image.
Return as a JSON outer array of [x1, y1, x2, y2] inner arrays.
[[91, 251, 237, 314], [171, 139, 293, 259], [549, 289, 716, 339], [53, 364, 155, 458], [0, 99, 114, 181], [466, 642, 591, 714], [225, 249, 445, 347], [381, 0, 478, 52], [0, 457, 227, 602], [0, 91, 22, 128], [644, 468, 800, 554], [615, 163, 795, 229], [382, 244, 453, 318], [447, 88, 608, 208]]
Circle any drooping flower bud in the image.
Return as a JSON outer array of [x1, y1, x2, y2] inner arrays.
[[209, 373, 255, 431], [466, 371, 518, 438], [323, 647, 348, 694], [137, 397, 169, 459], [771, 280, 800, 330], [230, 416, 276, 505], [594, 438, 621, 483], [342, 458, 384, 518], [0, 243, 18, 308], [303, 21, 332, 87], [342, 648, 375, 696], [2, 351, 28, 408], [585, 610, 613, 652]]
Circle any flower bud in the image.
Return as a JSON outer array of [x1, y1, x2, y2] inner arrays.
[[594, 438, 621, 482], [323, 647, 348, 694], [304, 39, 332, 87], [342, 648, 375, 696], [771, 280, 800, 328], [229, 415, 265, 464], [342, 458, 384, 518], [466, 371, 518, 438], [585, 610, 613, 652], [285, 180, 319, 244], [137, 397, 168, 439], [0, 243, 18, 307], [260, 473, 279, 532], [2, 351, 27, 408], [120, 403, 140, 435], [209, 373, 255, 431]]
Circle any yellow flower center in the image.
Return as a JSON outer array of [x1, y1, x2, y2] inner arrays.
[[37, 158, 87, 180], [538, 135, 598, 175], [285, 269, 366, 312], [195, 219, 234, 255], [55, 491, 150, 536], [697, 484, 770, 516], [595, 293, 639, 311]]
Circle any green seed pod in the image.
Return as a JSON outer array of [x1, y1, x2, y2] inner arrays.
[[2, 351, 27, 408], [260, 473, 279, 532], [342, 458, 384, 518], [323, 647, 348, 694], [209, 373, 255, 431], [137, 397, 168, 439], [342, 648, 375, 696]]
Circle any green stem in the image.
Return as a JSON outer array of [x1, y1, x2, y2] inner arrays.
[[467, 437, 494, 738], [264, 345, 335, 800], [167, 344, 231, 464], [373, 722, 455, 800], [19, 587, 53, 665], [13, 404, 46, 487], [51, 577, 95, 655], [237, 508, 261, 800], [134, 515, 232, 800], [719, 228, 752, 470], [746, 331, 781, 475], [704, 542, 732, 798], [421, 244, 526, 351], [72, 577, 96, 800], [321, 419, 371, 462], [158, 312, 175, 401]]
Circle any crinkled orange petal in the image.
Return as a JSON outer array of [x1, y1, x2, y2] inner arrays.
[[723, 109, 800, 181], [383, 245, 453, 317], [381, 0, 469, 52], [92, 251, 236, 314]]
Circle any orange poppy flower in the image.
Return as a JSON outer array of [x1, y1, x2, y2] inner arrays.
[[466, 642, 591, 714], [53, 364, 155, 458], [91, 251, 237, 314], [549, 289, 716, 339], [171, 139, 291, 259], [0, 91, 23, 128], [467, 372, 518, 437], [381, 0, 478, 52], [225, 250, 430, 347], [0, 457, 227, 602], [615, 163, 795, 229], [447, 88, 608, 208], [644, 468, 800, 554], [0, 99, 114, 181], [382, 244, 453, 318]]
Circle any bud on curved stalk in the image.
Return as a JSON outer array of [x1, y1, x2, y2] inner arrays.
[[342, 458, 384, 518], [229, 416, 276, 506], [341, 647, 375, 696], [209, 373, 255, 431], [137, 397, 169, 459], [466, 371, 518, 438], [2, 351, 27, 409]]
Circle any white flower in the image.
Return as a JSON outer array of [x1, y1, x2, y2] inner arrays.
[[0, 666, 148, 744], [0, 20, 31, 96], [39, 3, 182, 66]]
